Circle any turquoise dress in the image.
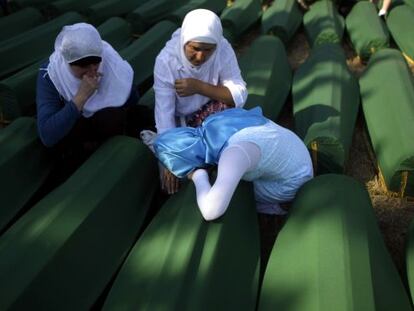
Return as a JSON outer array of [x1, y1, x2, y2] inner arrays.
[[154, 107, 267, 177]]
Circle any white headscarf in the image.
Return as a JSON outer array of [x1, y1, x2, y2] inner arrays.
[[178, 9, 223, 78], [47, 23, 133, 118]]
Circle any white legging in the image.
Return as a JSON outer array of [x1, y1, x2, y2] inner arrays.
[[191, 141, 261, 221]]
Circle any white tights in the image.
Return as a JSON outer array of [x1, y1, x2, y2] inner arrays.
[[190, 141, 261, 221]]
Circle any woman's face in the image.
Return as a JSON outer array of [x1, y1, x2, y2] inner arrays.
[[184, 41, 216, 66], [70, 62, 100, 79]]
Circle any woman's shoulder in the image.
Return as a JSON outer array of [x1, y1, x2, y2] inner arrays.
[[156, 29, 180, 62], [37, 60, 53, 84], [37, 60, 60, 95], [219, 38, 237, 56]]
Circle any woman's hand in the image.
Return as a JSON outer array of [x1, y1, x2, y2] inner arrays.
[[175, 78, 201, 97], [160, 165, 180, 194], [73, 72, 102, 111], [187, 170, 195, 180]]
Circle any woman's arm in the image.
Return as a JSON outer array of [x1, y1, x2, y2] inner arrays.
[[219, 41, 248, 108], [190, 142, 260, 221], [174, 78, 235, 106], [154, 57, 178, 134], [36, 70, 80, 147]]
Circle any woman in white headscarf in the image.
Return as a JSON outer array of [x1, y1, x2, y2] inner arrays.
[[36, 22, 155, 182], [153, 9, 247, 193], [36, 23, 149, 150]]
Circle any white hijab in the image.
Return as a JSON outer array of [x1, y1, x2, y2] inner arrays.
[[169, 9, 224, 79], [47, 23, 133, 118]]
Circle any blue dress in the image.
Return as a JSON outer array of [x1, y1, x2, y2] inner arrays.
[[154, 107, 267, 177]]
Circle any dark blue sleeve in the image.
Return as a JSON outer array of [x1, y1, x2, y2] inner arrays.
[[36, 65, 81, 147]]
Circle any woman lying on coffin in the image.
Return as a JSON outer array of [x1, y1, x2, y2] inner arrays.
[[152, 107, 313, 220]]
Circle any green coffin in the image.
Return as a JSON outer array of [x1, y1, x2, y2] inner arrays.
[[386, 4, 414, 62], [303, 0, 345, 47], [293, 43, 359, 174], [407, 219, 414, 303], [9, 0, 50, 10], [406, 0, 414, 9], [138, 87, 155, 109], [220, 0, 262, 43], [97, 17, 132, 51], [359, 48, 414, 196], [0, 136, 157, 310], [345, 1, 389, 61], [239, 35, 292, 121], [0, 11, 83, 80], [261, 0, 303, 45], [166, 0, 226, 25], [84, 0, 150, 26], [0, 117, 53, 233], [0, 17, 130, 121], [0, 61, 42, 120], [102, 181, 260, 310], [0, 7, 44, 42], [120, 20, 177, 88], [44, 0, 102, 17], [126, 0, 188, 34], [258, 174, 412, 311]]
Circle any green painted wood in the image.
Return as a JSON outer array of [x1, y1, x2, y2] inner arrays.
[[0, 7, 44, 42], [258, 174, 412, 311], [45, 0, 101, 17], [103, 181, 260, 311], [303, 0, 345, 47], [120, 20, 177, 87], [138, 87, 155, 109], [0, 61, 42, 120], [0, 117, 53, 233], [407, 219, 414, 303], [0, 17, 131, 121], [345, 1, 389, 61], [84, 0, 150, 26], [386, 4, 414, 62], [0, 12, 84, 80], [220, 0, 262, 43], [166, 0, 226, 25], [126, 0, 189, 34], [0, 136, 157, 310], [9, 0, 50, 10], [97, 17, 132, 51], [261, 0, 303, 45], [239, 35, 292, 121], [293, 43, 359, 174], [406, 0, 414, 9], [359, 48, 414, 196]]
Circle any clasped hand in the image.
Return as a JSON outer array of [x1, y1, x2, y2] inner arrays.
[[175, 78, 201, 97], [79, 72, 102, 97], [73, 72, 102, 111], [160, 166, 180, 195]]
